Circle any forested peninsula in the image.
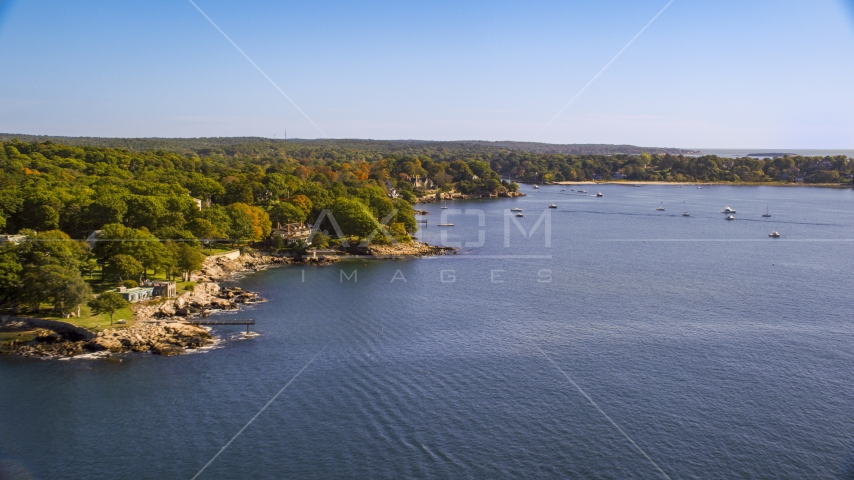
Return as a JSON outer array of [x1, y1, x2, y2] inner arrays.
[[0, 136, 851, 357]]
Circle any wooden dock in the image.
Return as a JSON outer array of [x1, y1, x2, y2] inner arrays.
[[189, 319, 255, 332]]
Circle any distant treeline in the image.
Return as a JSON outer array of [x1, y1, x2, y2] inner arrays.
[[0, 134, 694, 156], [490, 152, 853, 184]]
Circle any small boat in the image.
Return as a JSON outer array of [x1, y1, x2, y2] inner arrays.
[[560, 189, 565, 192], [548, 204, 557, 209], [682, 212, 690, 217], [697, 186, 702, 189], [762, 206, 771, 218], [596, 192, 603, 197], [510, 208, 523, 212], [570, 189, 575, 191], [725, 215, 734, 220], [515, 213, 524, 217], [721, 206, 737, 214], [578, 190, 587, 193], [532, 185, 540, 189], [769, 231, 781, 238], [656, 206, 665, 211], [438, 223, 454, 226]]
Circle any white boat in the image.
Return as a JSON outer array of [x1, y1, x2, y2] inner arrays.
[[510, 208, 523, 212], [578, 190, 587, 193], [548, 204, 557, 209], [697, 186, 702, 189], [726, 215, 735, 220], [515, 213, 524, 217], [596, 192, 603, 197], [682, 212, 690, 217], [532, 185, 539, 189], [762, 206, 771, 218], [656, 206, 665, 211], [721, 206, 737, 214], [438, 223, 454, 226], [440, 199, 448, 209], [769, 231, 781, 238]]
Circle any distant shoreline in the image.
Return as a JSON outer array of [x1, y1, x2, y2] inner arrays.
[[552, 181, 851, 188]]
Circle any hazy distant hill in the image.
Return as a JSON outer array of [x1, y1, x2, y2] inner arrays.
[[0, 134, 696, 156]]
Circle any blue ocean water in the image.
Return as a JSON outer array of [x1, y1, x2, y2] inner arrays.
[[1, 184, 854, 479]]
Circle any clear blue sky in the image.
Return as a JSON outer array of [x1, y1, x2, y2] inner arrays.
[[1, 0, 853, 148]]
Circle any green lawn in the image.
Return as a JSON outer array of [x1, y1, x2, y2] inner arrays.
[[25, 304, 136, 332], [205, 246, 239, 255]]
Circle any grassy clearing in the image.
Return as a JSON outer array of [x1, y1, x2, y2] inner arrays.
[[13, 304, 136, 332]]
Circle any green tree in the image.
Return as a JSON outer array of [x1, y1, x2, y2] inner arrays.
[[187, 218, 225, 250], [200, 206, 232, 236], [329, 197, 381, 241], [0, 248, 22, 304], [227, 203, 270, 242], [19, 264, 91, 314], [269, 202, 306, 225], [173, 242, 205, 281], [263, 173, 301, 199], [124, 195, 167, 230], [106, 254, 144, 283], [85, 195, 127, 227], [93, 224, 171, 277], [310, 232, 330, 249], [187, 176, 225, 200], [88, 292, 129, 326], [227, 207, 255, 246], [17, 230, 86, 270], [155, 226, 200, 248], [54, 272, 92, 315]]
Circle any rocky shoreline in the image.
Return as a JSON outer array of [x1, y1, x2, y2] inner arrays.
[[1, 244, 453, 359], [0, 281, 262, 359], [415, 190, 525, 203]]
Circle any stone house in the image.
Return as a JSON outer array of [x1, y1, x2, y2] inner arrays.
[[116, 286, 154, 303]]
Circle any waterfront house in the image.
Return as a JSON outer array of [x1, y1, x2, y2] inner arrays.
[[270, 222, 312, 245], [116, 286, 155, 303], [411, 176, 436, 190], [384, 180, 400, 198]]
